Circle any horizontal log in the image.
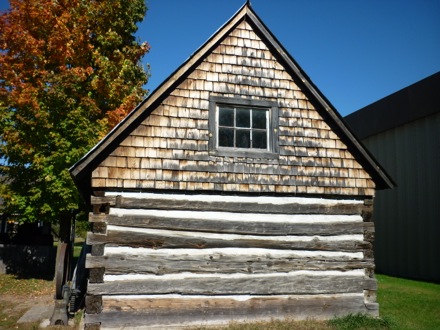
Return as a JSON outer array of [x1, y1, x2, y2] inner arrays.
[[92, 193, 364, 215], [91, 195, 116, 206], [88, 211, 372, 236], [101, 293, 367, 312], [86, 248, 373, 275], [85, 293, 377, 327], [87, 272, 376, 295], [86, 227, 370, 252]]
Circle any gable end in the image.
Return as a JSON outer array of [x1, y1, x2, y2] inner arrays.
[[70, 3, 394, 198]]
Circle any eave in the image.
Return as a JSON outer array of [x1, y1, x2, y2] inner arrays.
[[70, 2, 395, 197]]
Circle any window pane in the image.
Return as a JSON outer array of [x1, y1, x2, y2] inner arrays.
[[236, 108, 250, 128], [252, 109, 267, 129], [252, 130, 267, 149], [219, 128, 234, 147], [219, 107, 234, 127], [236, 130, 250, 148]]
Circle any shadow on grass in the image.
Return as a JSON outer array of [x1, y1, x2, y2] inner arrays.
[[329, 313, 394, 329]]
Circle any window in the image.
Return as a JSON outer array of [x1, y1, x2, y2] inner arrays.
[[209, 96, 279, 158], [218, 106, 268, 149]]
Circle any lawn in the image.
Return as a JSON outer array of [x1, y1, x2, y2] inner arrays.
[[0, 274, 54, 329], [0, 272, 438, 329], [376, 274, 440, 330]]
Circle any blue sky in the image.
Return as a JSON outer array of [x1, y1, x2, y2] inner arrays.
[[1, 0, 439, 116]]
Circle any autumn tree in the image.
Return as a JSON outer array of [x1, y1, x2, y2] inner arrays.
[[0, 0, 150, 242]]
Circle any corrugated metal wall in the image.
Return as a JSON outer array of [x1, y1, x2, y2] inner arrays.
[[363, 112, 440, 282]]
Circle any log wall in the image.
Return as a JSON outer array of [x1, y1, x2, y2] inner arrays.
[[84, 192, 377, 329], [82, 10, 382, 329]]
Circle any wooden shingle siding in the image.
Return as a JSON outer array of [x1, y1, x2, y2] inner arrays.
[[84, 192, 377, 328], [91, 20, 375, 196]]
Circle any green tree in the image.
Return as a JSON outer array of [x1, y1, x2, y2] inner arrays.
[[0, 0, 150, 241]]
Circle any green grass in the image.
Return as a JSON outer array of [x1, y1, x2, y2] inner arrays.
[[0, 274, 53, 329], [0, 274, 53, 296], [376, 274, 440, 330], [72, 240, 84, 266], [329, 313, 394, 330], [190, 319, 332, 330]]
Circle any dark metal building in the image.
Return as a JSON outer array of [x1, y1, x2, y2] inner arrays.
[[345, 72, 440, 282]]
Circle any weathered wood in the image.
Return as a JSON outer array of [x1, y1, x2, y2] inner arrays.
[[362, 200, 374, 222], [88, 268, 104, 283], [364, 289, 377, 303], [92, 222, 106, 234], [87, 273, 376, 295], [74, 3, 391, 197], [91, 212, 372, 236], [86, 250, 374, 275], [85, 295, 102, 314], [85, 294, 375, 327], [91, 195, 116, 206], [366, 302, 379, 312], [92, 204, 101, 215], [93, 194, 364, 215], [101, 293, 365, 312], [91, 244, 104, 257], [86, 228, 370, 252], [118, 197, 364, 215], [362, 198, 376, 264]]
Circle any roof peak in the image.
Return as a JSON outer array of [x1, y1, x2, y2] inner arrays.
[[70, 1, 394, 193]]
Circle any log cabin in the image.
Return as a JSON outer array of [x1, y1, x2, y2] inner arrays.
[[70, 2, 394, 329]]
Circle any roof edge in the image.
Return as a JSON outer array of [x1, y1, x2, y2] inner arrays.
[[70, 3, 251, 181], [345, 71, 440, 139], [70, 2, 395, 193], [244, 6, 394, 190]]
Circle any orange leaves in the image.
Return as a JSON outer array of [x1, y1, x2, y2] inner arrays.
[[105, 90, 145, 128], [70, 66, 93, 81], [0, 0, 149, 225], [1, 0, 94, 84]]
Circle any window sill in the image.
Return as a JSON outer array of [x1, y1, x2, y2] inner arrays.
[[210, 148, 279, 159]]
